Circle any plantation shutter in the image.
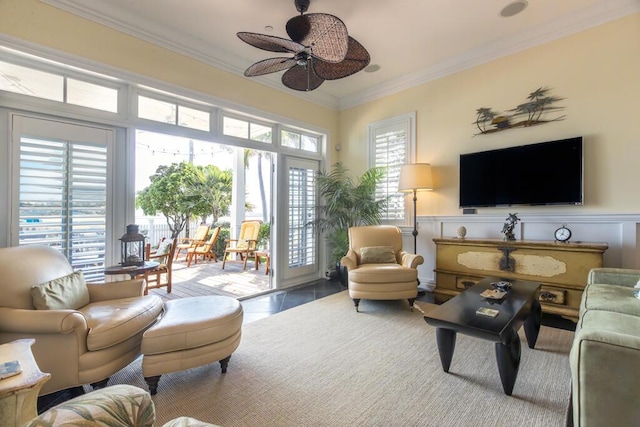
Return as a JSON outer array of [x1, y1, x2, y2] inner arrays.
[[369, 117, 413, 223], [287, 165, 316, 268], [16, 119, 110, 282]]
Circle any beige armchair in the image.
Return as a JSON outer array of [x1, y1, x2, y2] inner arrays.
[[0, 245, 164, 396], [341, 225, 424, 312]]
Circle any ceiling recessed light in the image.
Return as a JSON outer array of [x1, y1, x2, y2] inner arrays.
[[264, 25, 274, 32], [364, 64, 380, 73], [500, 0, 528, 18]]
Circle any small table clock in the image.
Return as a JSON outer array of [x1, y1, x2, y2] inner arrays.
[[554, 225, 572, 243]]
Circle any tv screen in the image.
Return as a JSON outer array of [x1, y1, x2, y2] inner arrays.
[[459, 137, 583, 208]]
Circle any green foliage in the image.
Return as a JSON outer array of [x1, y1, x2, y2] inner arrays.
[[212, 222, 230, 259], [258, 222, 271, 249], [315, 162, 388, 263], [185, 164, 233, 224], [136, 162, 202, 239]]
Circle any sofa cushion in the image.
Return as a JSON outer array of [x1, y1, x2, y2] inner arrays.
[[31, 270, 89, 310], [349, 263, 417, 283], [360, 246, 396, 264], [79, 295, 164, 351], [581, 283, 640, 317]]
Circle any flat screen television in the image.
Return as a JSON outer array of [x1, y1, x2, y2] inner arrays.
[[459, 137, 583, 208]]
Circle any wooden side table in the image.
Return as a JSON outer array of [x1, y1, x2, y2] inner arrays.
[[0, 339, 50, 426], [254, 250, 270, 275], [104, 261, 159, 279]]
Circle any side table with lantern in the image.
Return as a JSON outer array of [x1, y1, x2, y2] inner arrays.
[[105, 224, 158, 278]]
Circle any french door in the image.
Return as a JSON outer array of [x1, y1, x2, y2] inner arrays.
[[10, 115, 116, 281], [280, 156, 320, 284]]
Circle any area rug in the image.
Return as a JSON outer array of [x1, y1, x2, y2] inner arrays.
[[107, 292, 573, 426]]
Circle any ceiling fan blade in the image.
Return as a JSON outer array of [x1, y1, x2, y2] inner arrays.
[[282, 63, 324, 91], [286, 14, 348, 63], [237, 32, 304, 54], [244, 57, 297, 77], [313, 37, 371, 80]]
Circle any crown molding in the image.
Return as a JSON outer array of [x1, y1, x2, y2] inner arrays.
[[41, 0, 640, 112], [40, 0, 340, 110], [339, 1, 640, 110]]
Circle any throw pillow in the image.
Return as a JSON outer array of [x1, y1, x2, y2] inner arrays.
[[31, 270, 89, 310], [154, 240, 172, 264], [360, 246, 397, 264]]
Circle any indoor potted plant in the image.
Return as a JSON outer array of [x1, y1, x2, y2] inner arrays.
[[315, 162, 388, 287]]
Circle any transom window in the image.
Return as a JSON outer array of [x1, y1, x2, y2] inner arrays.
[[281, 129, 319, 153], [138, 95, 210, 131], [0, 60, 118, 113], [222, 116, 273, 143]]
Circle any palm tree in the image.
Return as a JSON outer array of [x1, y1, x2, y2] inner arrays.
[[244, 149, 271, 223], [316, 162, 388, 263], [186, 165, 233, 224]]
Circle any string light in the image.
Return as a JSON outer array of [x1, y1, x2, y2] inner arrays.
[[136, 142, 224, 158]]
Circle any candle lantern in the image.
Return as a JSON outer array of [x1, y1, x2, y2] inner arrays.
[[120, 224, 145, 266]]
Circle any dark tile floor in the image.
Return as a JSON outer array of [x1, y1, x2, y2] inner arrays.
[[240, 280, 575, 331], [38, 279, 574, 413]]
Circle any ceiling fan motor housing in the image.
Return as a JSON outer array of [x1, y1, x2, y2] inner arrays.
[[295, 0, 310, 14]]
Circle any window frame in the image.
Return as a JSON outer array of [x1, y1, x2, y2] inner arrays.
[[367, 112, 416, 225]]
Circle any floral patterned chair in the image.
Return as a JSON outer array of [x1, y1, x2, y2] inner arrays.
[[27, 384, 219, 426]]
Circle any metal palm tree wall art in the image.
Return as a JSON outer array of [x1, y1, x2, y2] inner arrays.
[[473, 87, 565, 136]]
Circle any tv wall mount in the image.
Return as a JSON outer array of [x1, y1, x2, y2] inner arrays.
[[473, 87, 565, 136]]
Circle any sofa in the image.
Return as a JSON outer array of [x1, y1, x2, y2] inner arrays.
[[0, 245, 164, 395], [569, 268, 640, 426], [27, 384, 218, 426]]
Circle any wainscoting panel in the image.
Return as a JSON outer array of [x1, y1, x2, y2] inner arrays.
[[403, 214, 640, 291]]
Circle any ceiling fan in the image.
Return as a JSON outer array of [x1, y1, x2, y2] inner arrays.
[[237, 0, 370, 92]]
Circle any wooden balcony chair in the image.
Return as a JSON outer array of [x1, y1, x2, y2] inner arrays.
[[222, 220, 262, 270], [173, 224, 210, 261], [186, 226, 221, 267], [137, 239, 176, 295]]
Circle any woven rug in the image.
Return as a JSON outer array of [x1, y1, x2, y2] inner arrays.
[[107, 291, 573, 426]]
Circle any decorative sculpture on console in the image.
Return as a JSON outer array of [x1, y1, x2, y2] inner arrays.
[[501, 213, 520, 241]]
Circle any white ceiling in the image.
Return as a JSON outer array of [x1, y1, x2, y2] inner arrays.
[[43, 0, 640, 110]]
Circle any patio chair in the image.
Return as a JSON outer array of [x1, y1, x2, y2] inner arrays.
[[174, 224, 210, 261], [222, 220, 262, 270], [186, 226, 221, 267], [138, 239, 176, 294]]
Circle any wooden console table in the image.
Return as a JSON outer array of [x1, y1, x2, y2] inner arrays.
[[0, 339, 50, 426], [433, 238, 608, 320]]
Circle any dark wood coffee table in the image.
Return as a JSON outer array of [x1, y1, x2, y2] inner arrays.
[[423, 277, 541, 395]]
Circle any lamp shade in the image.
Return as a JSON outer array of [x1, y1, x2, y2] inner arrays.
[[398, 163, 434, 192]]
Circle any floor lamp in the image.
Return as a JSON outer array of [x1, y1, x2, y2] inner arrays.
[[398, 163, 434, 255]]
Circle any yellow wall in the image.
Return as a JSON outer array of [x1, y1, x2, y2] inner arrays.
[[0, 0, 339, 160], [1, 1, 638, 216], [339, 13, 640, 216]]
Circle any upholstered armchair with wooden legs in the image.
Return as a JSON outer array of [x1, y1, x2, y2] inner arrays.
[[139, 239, 176, 294], [340, 225, 424, 312], [186, 226, 221, 267], [174, 224, 209, 261], [0, 246, 164, 396], [222, 220, 262, 270]]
